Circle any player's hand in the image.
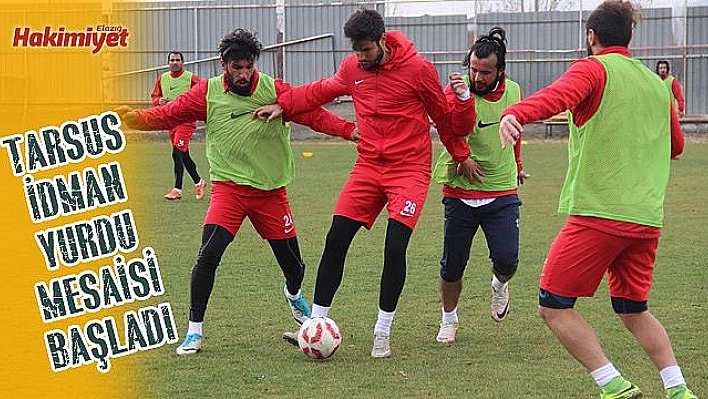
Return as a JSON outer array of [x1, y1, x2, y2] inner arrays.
[[158, 97, 169, 106], [253, 104, 283, 122], [518, 170, 531, 185], [114, 105, 138, 127], [448, 72, 469, 97], [350, 127, 361, 143], [457, 157, 484, 183], [499, 114, 522, 149]]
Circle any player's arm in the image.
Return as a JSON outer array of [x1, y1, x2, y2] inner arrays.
[[255, 75, 350, 122], [671, 78, 685, 115], [669, 102, 684, 159], [286, 107, 357, 141], [418, 62, 471, 163], [503, 59, 599, 125], [499, 58, 601, 148], [420, 63, 485, 182], [276, 60, 351, 116], [123, 80, 208, 130], [150, 76, 163, 106], [443, 74, 476, 137], [513, 87, 530, 183]]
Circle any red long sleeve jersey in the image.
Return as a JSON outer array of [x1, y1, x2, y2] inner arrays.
[[134, 72, 355, 140], [502, 46, 684, 238], [276, 30, 473, 168]]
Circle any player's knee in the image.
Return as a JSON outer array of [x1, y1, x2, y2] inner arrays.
[[611, 296, 648, 314], [325, 217, 361, 251], [194, 239, 228, 275], [538, 288, 577, 312], [324, 228, 350, 252], [193, 252, 219, 276], [440, 259, 465, 282], [491, 254, 518, 278], [383, 238, 407, 260]]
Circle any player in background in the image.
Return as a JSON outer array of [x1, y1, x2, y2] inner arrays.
[[151, 51, 206, 200], [117, 29, 357, 355], [498, 1, 695, 398], [432, 27, 527, 344], [256, 7, 476, 358], [656, 60, 685, 116]]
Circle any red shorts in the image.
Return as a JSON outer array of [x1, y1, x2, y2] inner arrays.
[[540, 220, 658, 301], [334, 162, 430, 230], [203, 181, 297, 240], [169, 122, 196, 152]]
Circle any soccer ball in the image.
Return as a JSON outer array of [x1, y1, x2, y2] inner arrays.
[[297, 316, 342, 360]]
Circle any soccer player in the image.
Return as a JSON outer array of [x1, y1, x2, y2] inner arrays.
[[656, 60, 686, 116], [151, 51, 206, 200], [117, 29, 357, 355], [498, 1, 695, 398], [432, 27, 527, 344], [256, 8, 476, 358]]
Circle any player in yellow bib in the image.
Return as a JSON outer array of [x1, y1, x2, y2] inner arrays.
[[150, 51, 205, 200], [432, 27, 528, 344], [499, 2, 695, 398], [118, 30, 357, 356], [655, 60, 685, 117]]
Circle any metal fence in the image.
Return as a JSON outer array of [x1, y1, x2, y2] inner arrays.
[[91, 1, 708, 114], [478, 6, 708, 114]]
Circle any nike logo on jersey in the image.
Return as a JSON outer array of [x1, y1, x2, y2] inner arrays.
[[477, 120, 500, 129], [354, 79, 364, 85], [284, 226, 295, 234], [230, 111, 250, 119]]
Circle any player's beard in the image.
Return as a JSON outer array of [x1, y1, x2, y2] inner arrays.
[[360, 43, 385, 71], [586, 40, 594, 56], [226, 71, 253, 96], [470, 72, 501, 96]]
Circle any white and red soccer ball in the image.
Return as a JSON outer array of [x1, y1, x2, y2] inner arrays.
[[297, 316, 341, 360]]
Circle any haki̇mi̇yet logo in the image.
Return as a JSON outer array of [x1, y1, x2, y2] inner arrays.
[[12, 25, 129, 54]]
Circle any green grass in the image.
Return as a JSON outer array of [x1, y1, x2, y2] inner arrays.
[[124, 140, 707, 398]]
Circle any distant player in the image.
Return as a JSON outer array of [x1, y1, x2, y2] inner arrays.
[[499, 1, 695, 398], [118, 29, 357, 355], [656, 60, 686, 116], [151, 51, 206, 200], [432, 27, 527, 344]]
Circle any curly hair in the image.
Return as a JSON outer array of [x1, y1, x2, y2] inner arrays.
[[218, 29, 262, 63], [463, 27, 507, 71], [587, 0, 640, 48], [343, 7, 385, 43]]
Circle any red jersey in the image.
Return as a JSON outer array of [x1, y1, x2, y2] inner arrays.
[[276, 30, 473, 168]]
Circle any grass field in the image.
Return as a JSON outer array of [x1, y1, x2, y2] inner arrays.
[[124, 140, 707, 398]]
